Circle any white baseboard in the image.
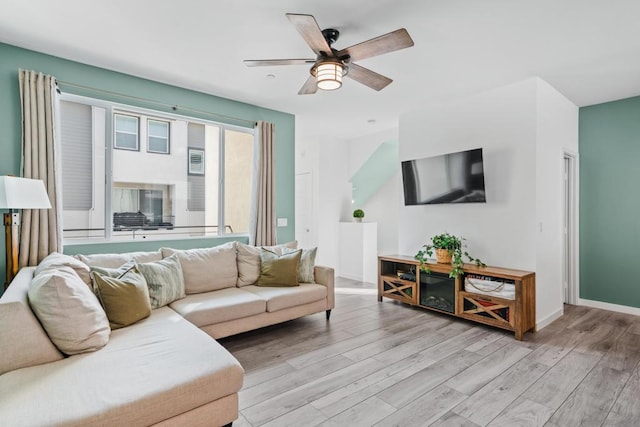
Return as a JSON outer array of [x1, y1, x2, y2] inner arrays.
[[577, 298, 640, 316], [536, 307, 564, 330]]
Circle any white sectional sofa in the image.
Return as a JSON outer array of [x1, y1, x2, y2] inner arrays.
[[0, 241, 335, 426]]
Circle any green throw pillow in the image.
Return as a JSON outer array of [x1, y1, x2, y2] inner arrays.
[[257, 248, 302, 287], [136, 254, 186, 309], [93, 267, 151, 330], [282, 247, 317, 283]]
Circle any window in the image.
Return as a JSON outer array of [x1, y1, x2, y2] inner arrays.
[[114, 114, 139, 150], [59, 95, 254, 242], [148, 119, 170, 153], [188, 148, 205, 175]]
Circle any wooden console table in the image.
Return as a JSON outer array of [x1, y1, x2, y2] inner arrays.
[[378, 254, 536, 340]]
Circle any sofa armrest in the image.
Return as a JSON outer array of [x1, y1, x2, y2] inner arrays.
[[314, 265, 335, 309]]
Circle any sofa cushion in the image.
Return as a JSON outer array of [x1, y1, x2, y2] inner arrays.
[[244, 283, 328, 312], [0, 268, 63, 375], [28, 266, 111, 355], [75, 250, 162, 268], [35, 252, 92, 286], [257, 248, 301, 287], [282, 247, 317, 283], [236, 241, 298, 287], [0, 307, 244, 427], [136, 254, 185, 309], [170, 287, 267, 327], [93, 266, 151, 329], [162, 242, 238, 293]]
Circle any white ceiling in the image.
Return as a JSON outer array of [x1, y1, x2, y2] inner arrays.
[[2, 0, 640, 140]]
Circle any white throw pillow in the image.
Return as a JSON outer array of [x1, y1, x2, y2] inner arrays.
[[75, 251, 162, 268], [161, 242, 238, 293], [35, 252, 92, 286], [136, 254, 185, 309], [28, 267, 110, 355], [282, 247, 317, 283]]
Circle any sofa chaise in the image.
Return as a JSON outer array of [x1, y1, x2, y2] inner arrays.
[[0, 241, 335, 426]]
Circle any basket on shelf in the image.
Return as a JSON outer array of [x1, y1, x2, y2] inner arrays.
[[435, 248, 452, 264]]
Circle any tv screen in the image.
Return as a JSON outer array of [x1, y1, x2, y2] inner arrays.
[[401, 148, 486, 205]]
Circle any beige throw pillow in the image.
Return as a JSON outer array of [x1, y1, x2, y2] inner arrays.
[[282, 247, 317, 283], [161, 242, 237, 293], [93, 267, 151, 329], [257, 248, 302, 287], [75, 251, 162, 268], [237, 241, 298, 287], [35, 252, 92, 286], [28, 267, 110, 355], [136, 254, 185, 309]]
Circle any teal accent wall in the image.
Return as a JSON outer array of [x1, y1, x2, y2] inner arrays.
[[579, 96, 640, 308], [0, 42, 295, 284], [350, 140, 399, 208]]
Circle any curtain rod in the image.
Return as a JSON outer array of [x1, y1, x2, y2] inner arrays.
[[56, 80, 258, 127]]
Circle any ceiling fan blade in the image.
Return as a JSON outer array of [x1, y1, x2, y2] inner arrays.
[[338, 28, 414, 62], [286, 13, 332, 56], [298, 75, 318, 95], [346, 63, 392, 91], [244, 59, 316, 67]]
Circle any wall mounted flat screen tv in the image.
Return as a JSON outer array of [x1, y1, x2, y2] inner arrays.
[[402, 148, 486, 205]]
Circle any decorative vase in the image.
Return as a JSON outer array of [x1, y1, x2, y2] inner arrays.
[[435, 248, 452, 264]]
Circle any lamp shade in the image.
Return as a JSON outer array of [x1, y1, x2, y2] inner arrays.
[[0, 176, 52, 209], [315, 60, 344, 91]]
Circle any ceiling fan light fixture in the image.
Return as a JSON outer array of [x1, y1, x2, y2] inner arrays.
[[315, 61, 344, 91]]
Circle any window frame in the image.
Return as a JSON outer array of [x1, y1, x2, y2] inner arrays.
[[147, 118, 170, 154], [113, 113, 140, 151], [59, 93, 255, 244]]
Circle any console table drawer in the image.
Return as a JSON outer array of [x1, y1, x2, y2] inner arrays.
[[457, 291, 515, 331]]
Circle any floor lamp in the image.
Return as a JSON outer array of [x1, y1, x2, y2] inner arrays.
[[0, 176, 52, 289]]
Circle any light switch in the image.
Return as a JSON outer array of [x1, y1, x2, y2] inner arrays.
[[277, 218, 288, 227]]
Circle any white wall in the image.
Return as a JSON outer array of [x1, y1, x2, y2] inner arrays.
[[535, 79, 579, 327], [295, 130, 351, 270], [398, 78, 578, 328], [399, 79, 539, 269]]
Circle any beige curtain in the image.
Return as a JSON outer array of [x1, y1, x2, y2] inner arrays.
[[18, 70, 62, 267], [249, 121, 276, 246]]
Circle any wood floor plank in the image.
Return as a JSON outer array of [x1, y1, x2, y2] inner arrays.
[[523, 349, 601, 410], [374, 384, 467, 427], [452, 359, 549, 426], [524, 326, 583, 367], [311, 348, 441, 418], [599, 330, 640, 373], [240, 355, 354, 409], [446, 342, 532, 395], [486, 397, 555, 427], [378, 350, 483, 409], [242, 361, 296, 389], [464, 332, 508, 356], [571, 321, 626, 356], [320, 396, 396, 427], [429, 412, 481, 427], [260, 404, 326, 427], [242, 358, 384, 425], [604, 365, 640, 426], [546, 365, 630, 427]]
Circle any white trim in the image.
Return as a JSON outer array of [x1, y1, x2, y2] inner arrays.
[[578, 298, 640, 316], [536, 306, 564, 330], [563, 150, 579, 305]]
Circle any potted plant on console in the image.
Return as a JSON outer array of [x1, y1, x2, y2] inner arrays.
[[353, 209, 365, 223], [415, 232, 485, 278]]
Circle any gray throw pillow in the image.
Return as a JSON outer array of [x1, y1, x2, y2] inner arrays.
[[282, 247, 317, 283], [136, 254, 185, 309]]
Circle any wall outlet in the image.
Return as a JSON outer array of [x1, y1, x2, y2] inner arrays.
[[277, 218, 288, 227]]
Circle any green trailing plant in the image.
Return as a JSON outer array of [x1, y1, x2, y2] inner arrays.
[[415, 232, 486, 278], [352, 209, 365, 219]]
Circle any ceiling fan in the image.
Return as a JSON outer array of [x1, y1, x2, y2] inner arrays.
[[244, 13, 414, 95]]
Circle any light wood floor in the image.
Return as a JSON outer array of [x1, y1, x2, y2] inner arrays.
[[219, 278, 640, 427]]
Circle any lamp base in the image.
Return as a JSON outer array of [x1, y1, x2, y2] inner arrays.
[[4, 211, 19, 289]]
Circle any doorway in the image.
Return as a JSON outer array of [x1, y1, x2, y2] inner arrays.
[[563, 152, 578, 304]]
